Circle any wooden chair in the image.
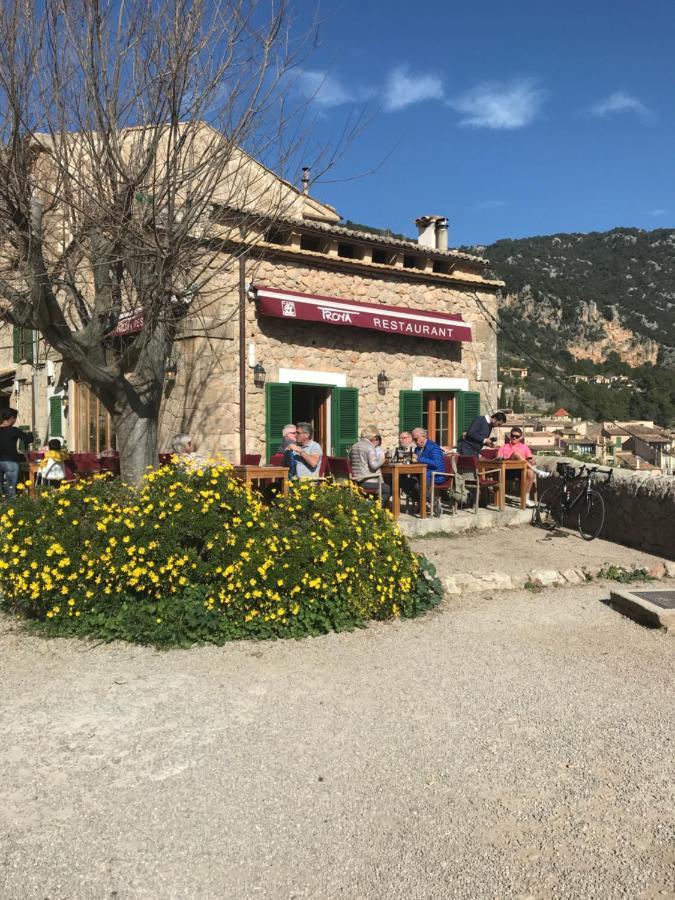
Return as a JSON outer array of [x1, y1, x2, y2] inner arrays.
[[70, 453, 102, 476], [456, 455, 500, 513], [480, 447, 499, 460], [327, 455, 382, 502], [429, 455, 457, 517], [241, 453, 262, 465], [99, 455, 121, 476]]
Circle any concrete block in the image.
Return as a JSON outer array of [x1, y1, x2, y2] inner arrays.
[[609, 588, 675, 631]]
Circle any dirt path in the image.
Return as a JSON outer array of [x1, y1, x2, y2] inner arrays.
[[412, 524, 673, 581], [1, 578, 674, 899]]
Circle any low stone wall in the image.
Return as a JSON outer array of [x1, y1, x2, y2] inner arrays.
[[536, 457, 675, 560]]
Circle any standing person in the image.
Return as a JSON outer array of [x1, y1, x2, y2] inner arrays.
[[349, 425, 391, 505], [457, 411, 506, 457], [497, 426, 550, 507], [286, 422, 322, 479], [0, 407, 34, 499]]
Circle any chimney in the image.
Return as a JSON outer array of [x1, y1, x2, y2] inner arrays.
[[435, 217, 449, 252], [301, 167, 310, 195], [415, 214, 449, 251]]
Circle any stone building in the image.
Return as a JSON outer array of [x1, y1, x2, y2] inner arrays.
[[0, 155, 503, 462]]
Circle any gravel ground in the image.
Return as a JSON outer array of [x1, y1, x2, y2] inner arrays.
[[411, 525, 673, 579], [1, 582, 674, 900]]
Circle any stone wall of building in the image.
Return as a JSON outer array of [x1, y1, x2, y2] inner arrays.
[[157, 252, 499, 460], [242, 255, 498, 459], [537, 456, 675, 560]]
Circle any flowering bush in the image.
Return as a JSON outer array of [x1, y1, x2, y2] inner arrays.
[[0, 466, 441, 646]]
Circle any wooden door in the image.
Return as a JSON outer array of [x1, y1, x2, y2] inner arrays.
[[423, 392, 456, 448]]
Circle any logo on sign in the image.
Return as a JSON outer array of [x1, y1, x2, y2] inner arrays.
[[282, 301, 296, 317], [319, 306, 354, 324]]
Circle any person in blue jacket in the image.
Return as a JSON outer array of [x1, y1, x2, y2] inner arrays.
[[457, 411, 506, 457], [400, 427, 446, 509]]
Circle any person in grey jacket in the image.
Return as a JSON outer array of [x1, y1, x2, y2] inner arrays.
[[349, 425, 391, 505]]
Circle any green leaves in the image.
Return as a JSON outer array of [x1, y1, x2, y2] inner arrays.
[[1, 471, 442, 647]]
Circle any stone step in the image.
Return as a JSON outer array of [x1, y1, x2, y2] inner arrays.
[[442, 562, 675, 596]]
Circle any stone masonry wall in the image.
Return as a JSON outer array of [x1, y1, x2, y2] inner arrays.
[[157, 253, 499, 460], [537, 456, 675, 560], [243, 256, 498, 459]]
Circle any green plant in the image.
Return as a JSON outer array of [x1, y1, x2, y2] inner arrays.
[[595, 565, 654, 584], [0, 469, 441, 646]]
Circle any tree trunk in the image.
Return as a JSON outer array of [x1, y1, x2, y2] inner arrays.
[[115, 402, 160, 486]]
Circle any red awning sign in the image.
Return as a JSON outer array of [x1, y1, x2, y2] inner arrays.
[[254, 286, 472, 342], [108, 311, 145, 337]]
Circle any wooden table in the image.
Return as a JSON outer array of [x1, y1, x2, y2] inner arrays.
[[232, 464, 289, 497], [477, 458, 530, 511], [381, 462, 427, 519]]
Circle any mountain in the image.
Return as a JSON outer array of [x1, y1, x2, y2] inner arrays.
[[475, 227, 675, 370]]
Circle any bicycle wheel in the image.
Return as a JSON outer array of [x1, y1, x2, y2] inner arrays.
[[577, 489, 605, 541], [536, 484, 563, 530]]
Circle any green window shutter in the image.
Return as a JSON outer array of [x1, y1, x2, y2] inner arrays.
[[24, 329, 34, 364], [265, 382, 292, 462], [12, 327, 34, 363], [49, 395, 63, 437], [456, 390, 481, 437], [331, 387, 359, 457], [12, 326, 21, 364], [399, 390, 423, 434]]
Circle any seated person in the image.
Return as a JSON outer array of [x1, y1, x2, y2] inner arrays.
[[286, 422, 322, 479], [400, 427, 445, 506], [497, 427, 549, 506], [37, 438, 68, 485], [349, 425, 391, 505], [457, 411, 506, 457], [277, 424, 297, 453], [170, 433, 206, 464], [392, 430, 416, 462]]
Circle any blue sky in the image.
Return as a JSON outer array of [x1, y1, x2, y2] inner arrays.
[[286, 0, 675, 246]]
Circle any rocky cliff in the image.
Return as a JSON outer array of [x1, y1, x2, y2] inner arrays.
[[475, 228, 675, 369]]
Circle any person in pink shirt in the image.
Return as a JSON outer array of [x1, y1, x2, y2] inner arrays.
[[497, 426, 538, 506]]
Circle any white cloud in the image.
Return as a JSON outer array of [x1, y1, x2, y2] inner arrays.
[[589, 91, 653, 120], [648, 208, 668, 217], [383, 66, 444, 112], [450, 78, 544, 129], [292, 68, 354, 108]]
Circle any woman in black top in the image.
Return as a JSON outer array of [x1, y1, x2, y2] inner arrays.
[[0, 407, 34, 499]]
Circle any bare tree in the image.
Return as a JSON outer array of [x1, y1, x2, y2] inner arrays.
[[0, 0, 340, 483]]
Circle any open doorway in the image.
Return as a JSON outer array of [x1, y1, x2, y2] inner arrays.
[[291, 384, 331, 451]]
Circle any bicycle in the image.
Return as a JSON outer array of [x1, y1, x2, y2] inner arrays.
[[534, 462, 613, 541]]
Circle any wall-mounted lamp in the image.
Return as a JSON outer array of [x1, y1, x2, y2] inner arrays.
[[377, 370, 390, 395], [164, 360, 178, 381], [253, 362, 267, 388]]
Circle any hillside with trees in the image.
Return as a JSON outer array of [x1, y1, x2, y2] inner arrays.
[[469, 228, 675, 427]]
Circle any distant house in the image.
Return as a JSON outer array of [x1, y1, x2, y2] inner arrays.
[[622, 431, 674, 475], [615, 452, 661, 474], [553, 407, 570, 418], [499, 366, 528, 380]]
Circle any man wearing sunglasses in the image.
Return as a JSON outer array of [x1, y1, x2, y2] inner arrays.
[[497, 427, 549, 507]]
